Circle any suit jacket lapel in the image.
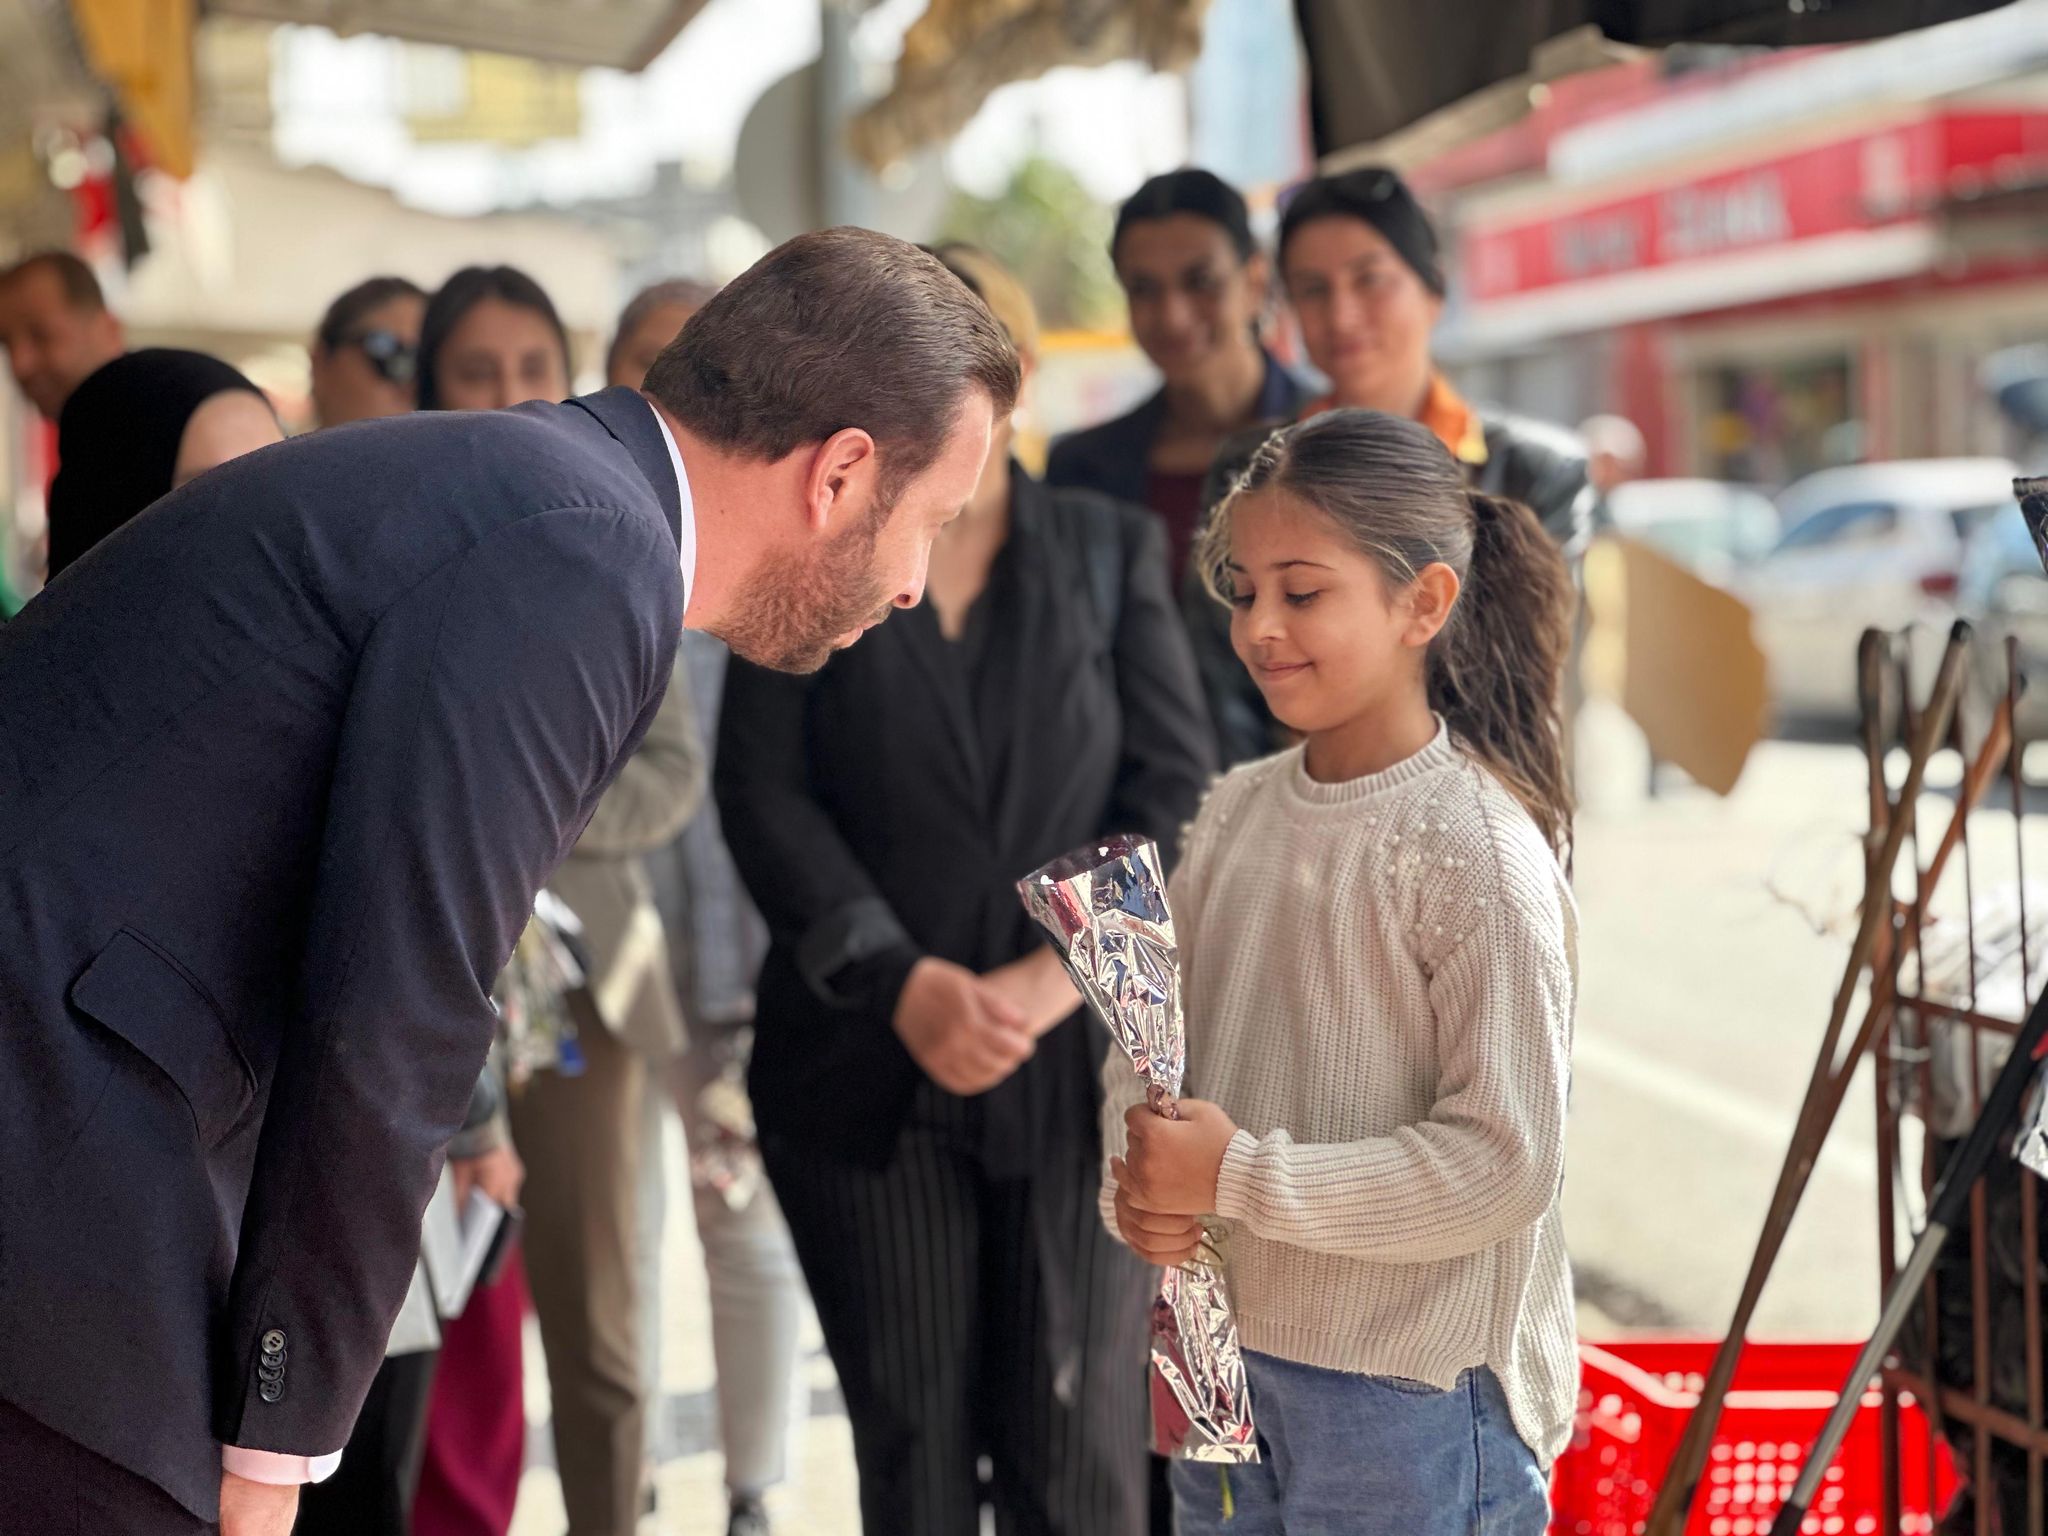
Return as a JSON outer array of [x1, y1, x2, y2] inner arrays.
[[565, 387, 683, 553], [987, 479, 1055, 839]]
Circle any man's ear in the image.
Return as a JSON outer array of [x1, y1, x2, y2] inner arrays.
[[802, 427, 879, 533]]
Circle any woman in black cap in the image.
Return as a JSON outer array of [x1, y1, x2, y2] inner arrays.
[[1191, 167, 1592, 765], [46, 348, 280, 580], [1047, 169, 1307, 586]]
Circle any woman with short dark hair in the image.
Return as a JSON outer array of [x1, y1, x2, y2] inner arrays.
[[418, 265, 573, 413], [1046, 168, 1307, 583]]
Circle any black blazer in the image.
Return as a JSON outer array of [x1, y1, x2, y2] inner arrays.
[[0, 387, 684, 1518], [1043, 348, 1308, 508], [717, 472, 1215, 1168]]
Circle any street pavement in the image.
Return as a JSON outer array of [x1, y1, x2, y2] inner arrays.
[[510, 703, 2026, 1535]]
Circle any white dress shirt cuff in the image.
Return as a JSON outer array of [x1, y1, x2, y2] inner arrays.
[[222, 1445, 344, 1485]]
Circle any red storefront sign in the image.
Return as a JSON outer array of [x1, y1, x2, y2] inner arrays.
[[1462, 110, 2048, 302]]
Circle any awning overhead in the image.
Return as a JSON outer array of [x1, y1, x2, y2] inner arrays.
[[199, 0, 710, 71], [75, 0, 199, 176], [1295, 0, 2020, 168], [847, 0, 1207, 170]]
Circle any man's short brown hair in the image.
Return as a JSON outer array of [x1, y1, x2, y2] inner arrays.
[[0, 250, 108, 313], [643, 227, 1019, 503]]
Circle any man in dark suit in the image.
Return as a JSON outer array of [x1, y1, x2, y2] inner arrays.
[[0, 227, 1018, 1536]]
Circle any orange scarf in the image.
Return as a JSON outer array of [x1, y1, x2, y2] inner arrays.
[[1304, 374, 1489, 468]]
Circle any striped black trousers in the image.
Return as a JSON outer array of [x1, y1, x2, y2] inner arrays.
[[764, 1112, 1154, 1536]]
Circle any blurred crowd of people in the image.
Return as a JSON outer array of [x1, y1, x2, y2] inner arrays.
[[0, 158, 1593, 1536]]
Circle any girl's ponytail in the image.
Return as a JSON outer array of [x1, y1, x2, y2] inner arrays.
[[1431, 491, 1574, 859]]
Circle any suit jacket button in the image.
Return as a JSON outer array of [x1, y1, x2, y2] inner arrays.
[[258, 1362, 285, 1384], [258, 1380, 283, 1404], [261, 1330, 286, 1355]]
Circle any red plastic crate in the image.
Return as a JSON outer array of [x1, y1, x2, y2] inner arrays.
[[1551, 1340, 1959, 1536]]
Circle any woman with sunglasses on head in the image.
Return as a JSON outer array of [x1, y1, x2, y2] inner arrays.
[[1046, 169, 1307, 587], [310, 276, 427, 427], [1190, 168, 1592, 767]]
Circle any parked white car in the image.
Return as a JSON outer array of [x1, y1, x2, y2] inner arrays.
[[1740, 458, 2020, 723], [1603, 478, 1779, 583]]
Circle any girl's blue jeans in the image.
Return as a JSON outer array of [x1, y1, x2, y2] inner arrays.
[[1171, 1351, 1551, 1536]]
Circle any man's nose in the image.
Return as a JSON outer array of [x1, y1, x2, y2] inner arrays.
[[895, 570, 927, 610], [1158, 290, 1198, 334]]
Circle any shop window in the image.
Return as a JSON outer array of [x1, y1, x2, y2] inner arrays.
[[1703, 355, 1857, 485]]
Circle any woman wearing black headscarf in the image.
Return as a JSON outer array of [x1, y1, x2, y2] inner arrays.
[[45, 347, 280, 581], [45, 348, 280, 581]]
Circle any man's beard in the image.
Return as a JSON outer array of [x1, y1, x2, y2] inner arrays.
[[714, 515, 897, 674]]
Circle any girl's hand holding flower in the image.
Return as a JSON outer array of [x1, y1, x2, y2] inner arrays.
[[1118, 1099, 1239, 1216], [1111, 1171, 1206, 1267]]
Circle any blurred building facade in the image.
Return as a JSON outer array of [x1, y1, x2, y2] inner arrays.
[[1428, 2, 2048, 487]]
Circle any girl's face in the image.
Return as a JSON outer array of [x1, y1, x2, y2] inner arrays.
[[1282, 217, 1441, 416], [1115, 215, 1268, 389], [1225, 488, 1453, 737], [435, 296, 570, 412]]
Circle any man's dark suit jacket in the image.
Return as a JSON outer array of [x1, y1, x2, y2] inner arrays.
[[0, 386, 684, 1519]]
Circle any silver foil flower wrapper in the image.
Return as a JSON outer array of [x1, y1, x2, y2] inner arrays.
[[1019, 834, 1258, 1464]]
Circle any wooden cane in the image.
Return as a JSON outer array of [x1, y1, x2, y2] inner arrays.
[[1644, 621, 1974, 1536]]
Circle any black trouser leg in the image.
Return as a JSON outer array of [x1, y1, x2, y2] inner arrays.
[[293, 1349, 441, 1536], [980, 1163, 1153, 1536], [767, 1130, 983, 1536]]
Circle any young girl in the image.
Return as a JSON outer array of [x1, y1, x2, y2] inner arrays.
[[1104, 407, 1579, 1535]]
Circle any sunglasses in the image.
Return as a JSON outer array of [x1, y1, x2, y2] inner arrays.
[[343, 328, 418, 386]]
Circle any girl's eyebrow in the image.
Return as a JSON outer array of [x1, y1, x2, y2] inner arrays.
[[1225, 558, 1336, 573]]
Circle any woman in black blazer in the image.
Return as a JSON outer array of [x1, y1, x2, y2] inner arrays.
[[716, 248, 1215, 1536]]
